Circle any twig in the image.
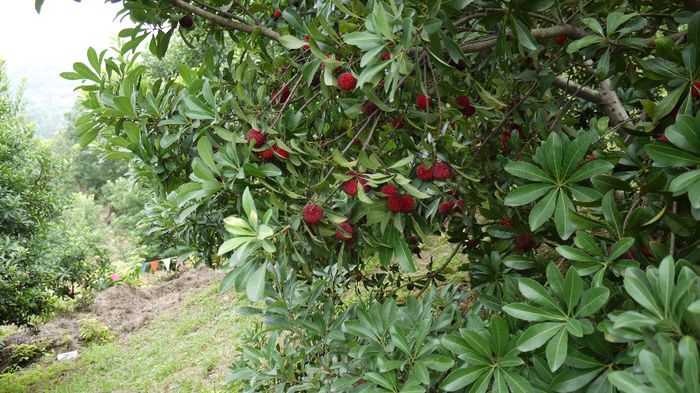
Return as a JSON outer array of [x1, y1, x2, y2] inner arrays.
[[417, 243, 463, 297]]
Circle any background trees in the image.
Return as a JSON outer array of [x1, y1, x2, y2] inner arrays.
[[27, 0, 700, 391]]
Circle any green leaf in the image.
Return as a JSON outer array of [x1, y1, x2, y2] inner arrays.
[[545, 328, 568, 372], [422, 354, 454, 372], [609, 237, 635, 260], [657, 255, 675, 316], [394, 237, 416, 272], [576, 287, 610, 317], [581, 18, 605, 36], [653, 85, 685, 122], [440, 366, 489, 392], [503, 303, 564, 322], [608, 371, 646, 392], [197, 137, 219, 174], [503, 370, 532, 393], [242, 187, 258, 226], [566, 160, 614, 184], [518, 278, 561, 311], [511, 17, 538, 50], [505, 184, 554, 206], [563, 267, 583, 313], [246, 263, 267, 301], [566, 36, 603, 53], [551, 367, 605, 392], [602, 191, 623, 238], [278, 35, 307, 49], [646, 142, 700, 167], [624, 268, 663, 317], [607, 12, 639, 35], [357, 60, 390, 88], [529, 189, 558, 231], [666, 115, 700, 154], [505, 161, 553, 183], [343, 31, 384, 50], [554, 191, 576, 240], [516, 322, 563, 351]]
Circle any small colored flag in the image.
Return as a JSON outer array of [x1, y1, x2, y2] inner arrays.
[[141, 263, 148, 273], [110, 273, 120, 282], [150, 260, 159, 272], [162, 258, 171, 271]]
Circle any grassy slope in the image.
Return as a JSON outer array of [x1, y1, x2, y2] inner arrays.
[[0, 284, 253, 393]]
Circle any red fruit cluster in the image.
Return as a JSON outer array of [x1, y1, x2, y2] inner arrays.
[[342, 172, 371, 196], [179, 15, 194, 29], [256, 148, 275, 160], [362, 102, 379, 116], [416, 93, 432, 110], [302, 203, 324, 224], [246, 129, 265, 147], [432, 162, 452, 180], [438, 198, 463, 215], [514, 233, 538, 252], [274, 145, 289, 158], [380, 51, 391, 61], [554, 35, 567, 44], [273, 85, 291, 104], [692, 81, 700, 97], [456, 95, 476, 118], [273, 10, 282, 19], [416, 163, 433, 180], [380, 184, 398, 196], [500, 123, 525, 154], [335, 221, 355, 242], [387, 194, 415, 213], [391, 116, 404, 129], [303, 35, 310, 52], [499, 218, 513, 228], [338, 72, 357, 91]]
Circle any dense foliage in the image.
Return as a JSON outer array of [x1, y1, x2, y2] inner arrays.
[[46, 0, 700, 391]]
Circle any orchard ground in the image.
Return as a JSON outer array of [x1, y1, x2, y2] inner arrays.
[[0, 237, 464, 392]]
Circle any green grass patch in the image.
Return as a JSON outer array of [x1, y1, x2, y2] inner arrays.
[[0, 284, 252, 393]]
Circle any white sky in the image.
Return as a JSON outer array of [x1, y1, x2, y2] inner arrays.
[[0, 0, 132, 136]]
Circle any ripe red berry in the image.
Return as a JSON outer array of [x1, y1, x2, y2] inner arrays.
[[586, 154, 596, 161], [380, 51, 391, 60], [456, 95, 476, 117], [692, 81, 700, 97], [400, 195, 415, 213], [256, 148, 275, 160], [391, 116, 404, 129], [302, 203, 324, 224], [658, 135, 669, 142], [380, 184, 398, 196], [335, 222, 355, 242], [342, 177, 369, 196], [273, 10, 282, 19], [416, 163, 433, 180], [641, 247, 652, 257], [387, 195, 404, 212], [514, 233, 537, 252], [554, 35, 567, 44], [246, 129, 265, 147], [499, 218, 513, 228], [416, 93, 432, 110], [338, 72, 357, 91], [432, 162, 452, 180], [179, 15, 194, 29], [455, 199, 463, 210], [362, 102, 379, 116], [273, 145, 289, 159], [212, 146, 220, 153], [438, 200, 456, 215]]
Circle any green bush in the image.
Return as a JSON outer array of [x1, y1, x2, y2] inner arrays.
[[8, 342, 48, 368], [78, 319, 113, 345], [52, 0, 700, 391]]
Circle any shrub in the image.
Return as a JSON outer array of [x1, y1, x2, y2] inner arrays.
[[78, 319, 113, 345], [8, 342, 48, 367], [52, 0, 700, 391]]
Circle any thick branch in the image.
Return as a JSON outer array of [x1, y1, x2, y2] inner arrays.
[[460, 25, 586, 53], [553, 75, 602, 103], [553, 75, 631, 127], [170, 0, 280, 40]]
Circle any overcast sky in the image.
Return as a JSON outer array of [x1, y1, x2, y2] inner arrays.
[[0, 0, 132, 137]]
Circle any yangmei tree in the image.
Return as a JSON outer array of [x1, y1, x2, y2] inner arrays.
[[49, 0, 700, 391]]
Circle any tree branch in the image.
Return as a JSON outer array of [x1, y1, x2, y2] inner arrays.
[[552, 75, 602, 103], [170, 0, 280, 40]]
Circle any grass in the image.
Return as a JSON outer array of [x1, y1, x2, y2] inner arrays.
[[0, 283, 254, 393]]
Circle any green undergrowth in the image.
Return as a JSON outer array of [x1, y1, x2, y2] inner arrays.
[[0, 283, 253, 393]]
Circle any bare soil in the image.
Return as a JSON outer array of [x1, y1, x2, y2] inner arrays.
[[0, 267, 223, 369]]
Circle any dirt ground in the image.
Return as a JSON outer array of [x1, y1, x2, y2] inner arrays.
[[0, 267, 224, 369]]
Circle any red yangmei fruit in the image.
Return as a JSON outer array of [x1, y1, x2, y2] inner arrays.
[[416, 163, 433, 180], [342, 177, 369, 196], [179, 15, 194, 29], [658, 135, 669, 142], [438, 201, 456, 215], [391, 116, 404, 129], [212, 146, 220, 153], [380, 184, 398, 196], [338, 72, 357, 91], [456, 95, 471, 108], [273, 145, 289, 159], [554, 35, 567, 44], [432, 162, 452, 180], [246, 129, 265, 147], [273, 85, 291, 104], [641, 247, 652, 257], [416, 93, 432, 110], [692, 81, 700, 97], [455, 199, 463, 210], [273, 10, 282, 19], [302, 203, 324, 224], [387, 195, 404, 212], [400, 195, 415, 213], [362, 102, 379, 116], [256, 148, 275, 160], [514, 233, 537, 252], [499, 218, 513, 228], [380, 51, 391, 60], [335, 222, 355, 242], [586, 154, 596, 161]]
